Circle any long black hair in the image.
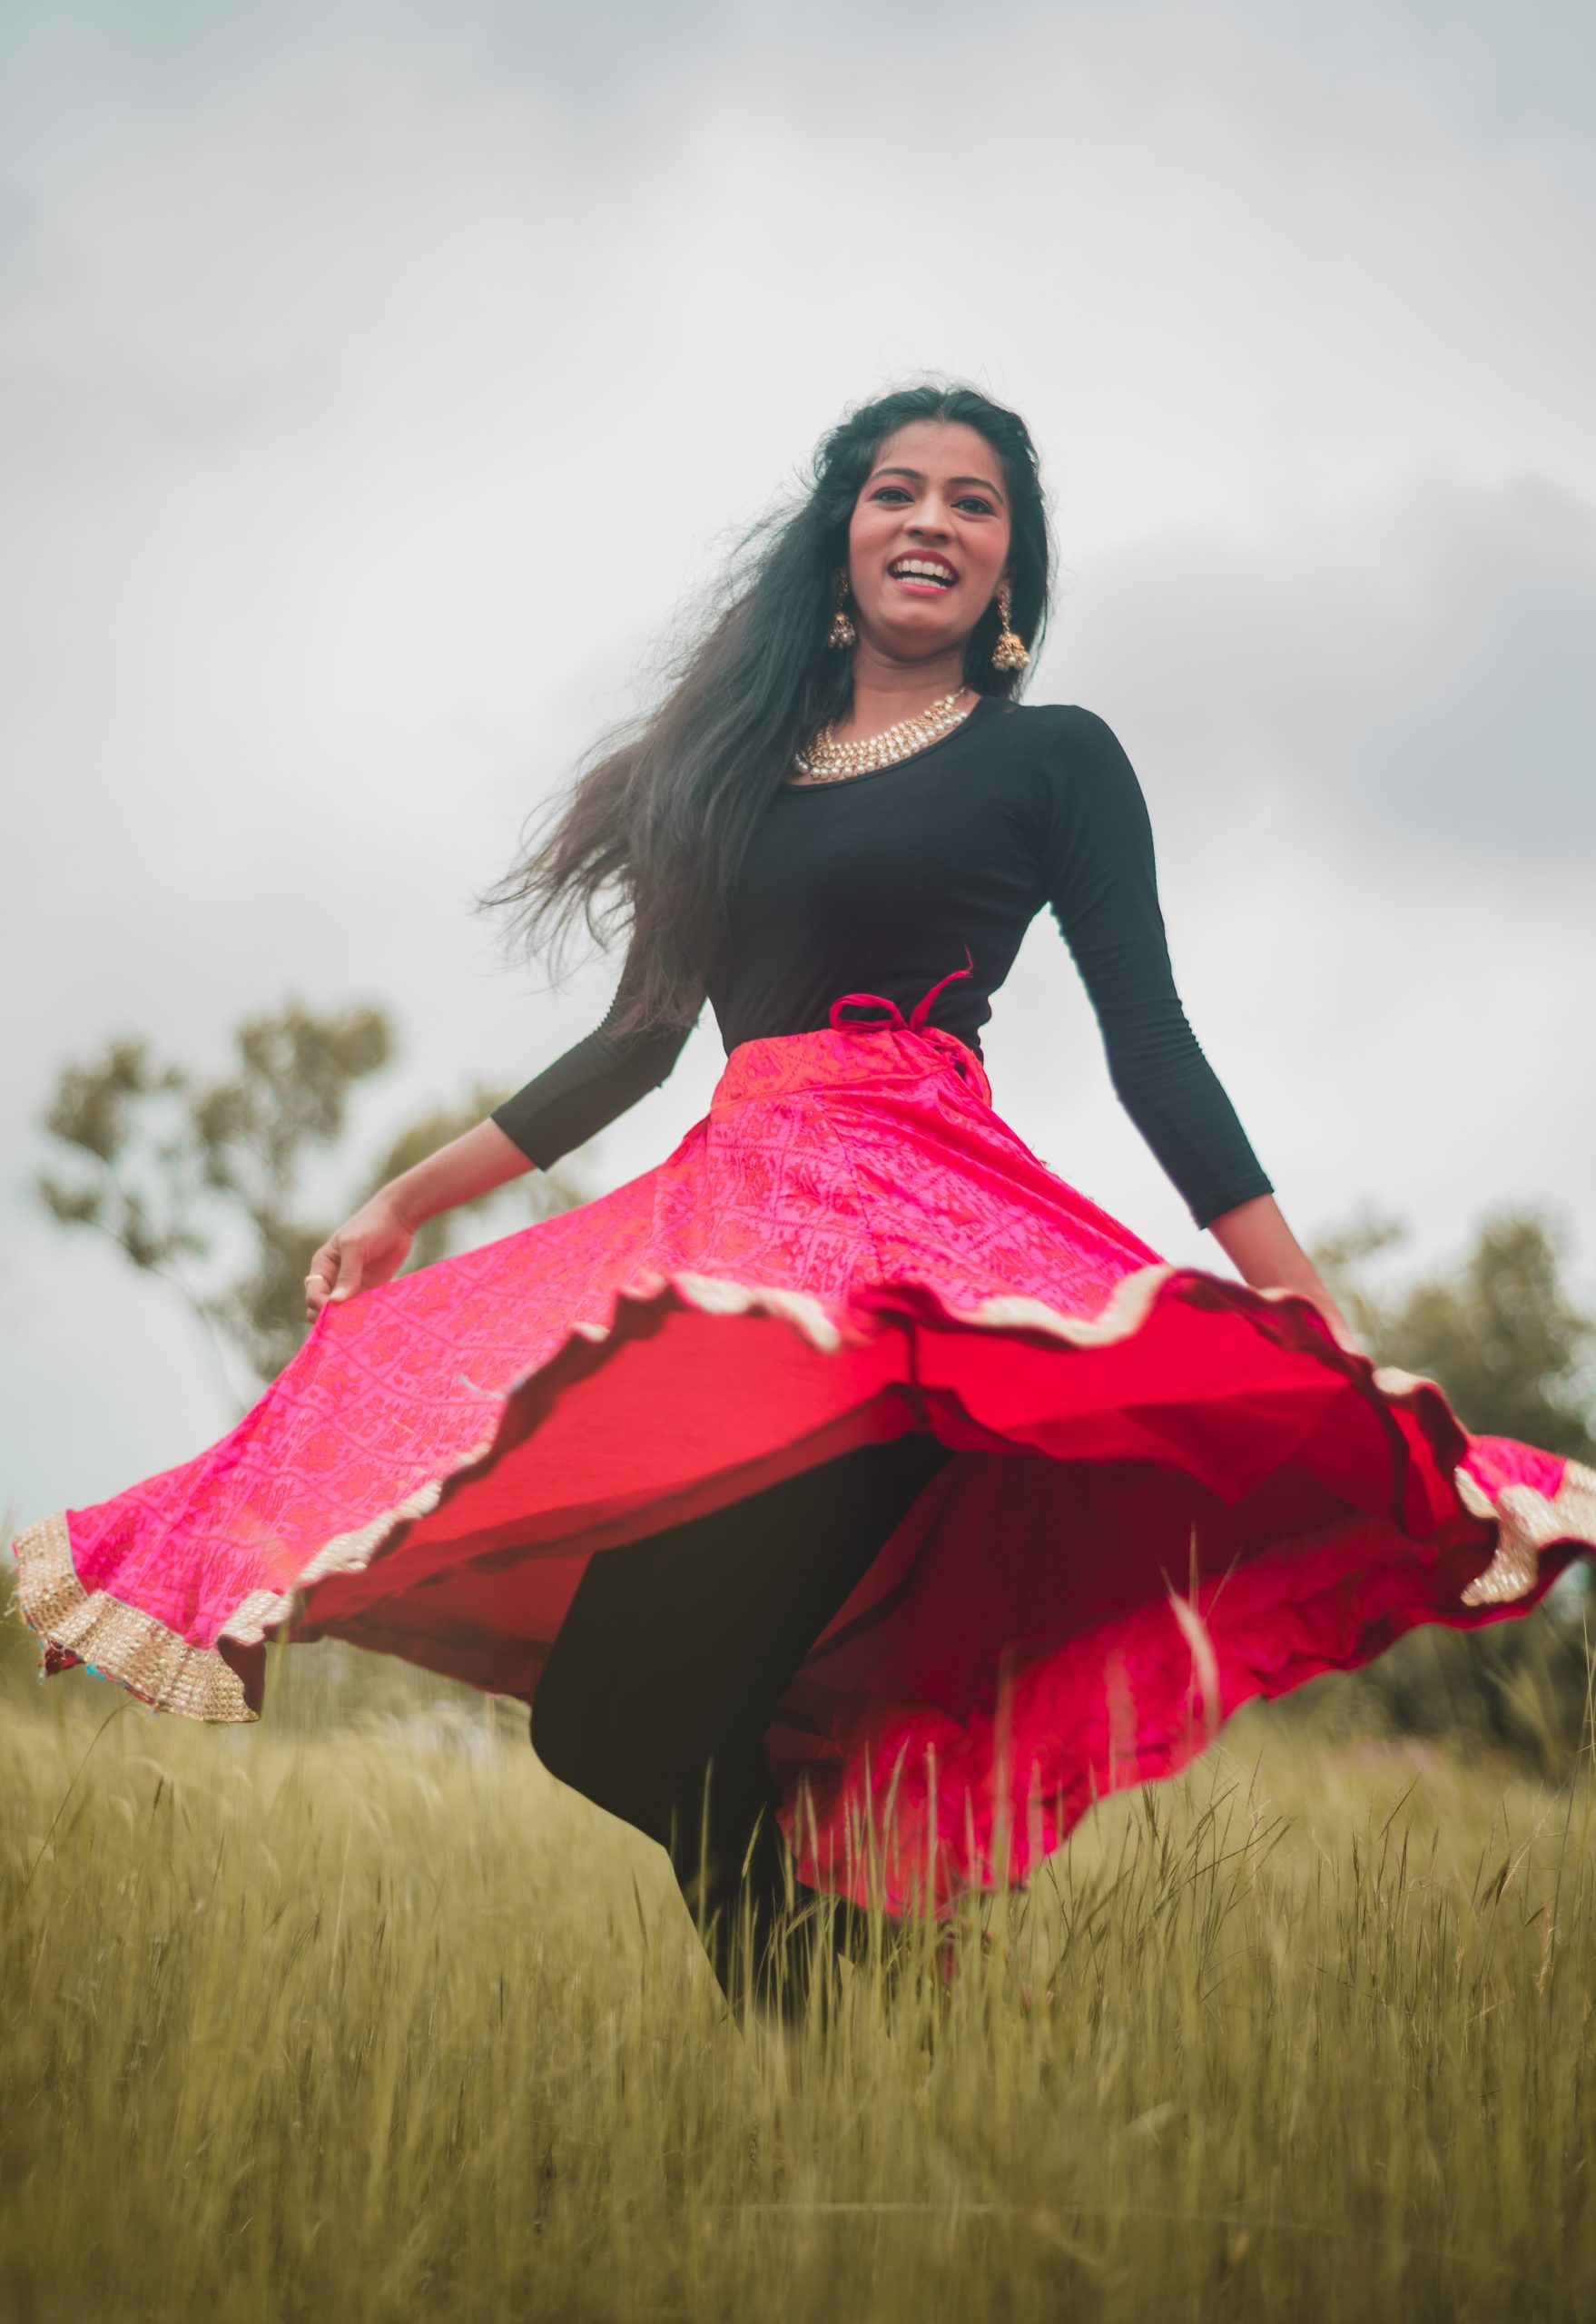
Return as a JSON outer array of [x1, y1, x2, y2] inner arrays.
[[486, 382, 1053, 1034]]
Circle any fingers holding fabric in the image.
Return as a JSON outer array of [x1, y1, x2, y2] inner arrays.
[[303, 1198, 415, 1322]]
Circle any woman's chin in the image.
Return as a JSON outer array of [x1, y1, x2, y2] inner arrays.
[[857, 614, 970, 665]]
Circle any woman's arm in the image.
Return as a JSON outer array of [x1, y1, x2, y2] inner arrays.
[[305, 1119, 532, 1318], [1044, 709, 1276, 1229], [1205, 1191, 1359, 1353], [1042, 711, 1358, 1350]]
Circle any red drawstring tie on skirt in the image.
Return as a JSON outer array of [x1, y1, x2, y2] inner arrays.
[[826, 951, 991, 1103]]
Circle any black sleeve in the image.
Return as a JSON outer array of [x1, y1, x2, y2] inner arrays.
[[490, 953, 699, 1170], [1040, 707, 1275, 1230]]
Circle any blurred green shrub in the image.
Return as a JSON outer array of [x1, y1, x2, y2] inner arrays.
[[36, 1001, 586, 1395]]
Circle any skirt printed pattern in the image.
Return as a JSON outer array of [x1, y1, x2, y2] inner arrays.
[[11, 1018, 1596, 1911]]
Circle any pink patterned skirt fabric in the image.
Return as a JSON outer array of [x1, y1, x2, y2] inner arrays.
[[11, 1018, 1595, 1910]]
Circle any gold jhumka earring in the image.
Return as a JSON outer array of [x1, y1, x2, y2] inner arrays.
[[827, 569, 856, 650], [991, 579, 1030, 673]]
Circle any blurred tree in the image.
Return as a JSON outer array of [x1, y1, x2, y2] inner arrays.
[[1301, 1205, 1596, 1770], [37, 1001, 585, 1402], [1314, 1205, 1595, 1463]]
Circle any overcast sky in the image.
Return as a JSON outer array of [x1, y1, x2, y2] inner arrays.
[[3, 0, 1593, 1530]]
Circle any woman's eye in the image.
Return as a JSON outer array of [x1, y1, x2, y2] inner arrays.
[[869, 485, 995, 516]]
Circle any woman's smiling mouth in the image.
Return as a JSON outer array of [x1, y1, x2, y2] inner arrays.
[[888, 556, 959, 594]]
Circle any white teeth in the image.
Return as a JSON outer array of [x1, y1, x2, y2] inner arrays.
[[892, 562, 954, 584]]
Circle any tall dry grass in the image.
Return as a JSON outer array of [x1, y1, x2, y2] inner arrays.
[[3, 1633, 1594, 2322]]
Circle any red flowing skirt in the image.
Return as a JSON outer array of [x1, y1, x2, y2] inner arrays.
[[12, 1017, 1595, 1910]]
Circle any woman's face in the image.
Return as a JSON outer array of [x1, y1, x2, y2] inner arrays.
[[845, 419, 1013, 666]]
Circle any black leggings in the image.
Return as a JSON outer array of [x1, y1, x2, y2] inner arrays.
[[530, 1434, 951, 1997]]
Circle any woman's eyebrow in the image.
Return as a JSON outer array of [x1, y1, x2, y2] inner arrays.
[[870, 464, 1006, 499]]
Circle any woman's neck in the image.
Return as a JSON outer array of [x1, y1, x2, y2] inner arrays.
[[830, 643, 971, 743]]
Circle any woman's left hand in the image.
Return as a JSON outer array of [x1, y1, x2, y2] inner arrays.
[[1300, 1287, 1363, 1358], [1204, 1195, 1363, 1356]]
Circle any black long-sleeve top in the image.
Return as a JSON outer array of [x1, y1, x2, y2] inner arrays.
[[492, 699, 1274, 1229]]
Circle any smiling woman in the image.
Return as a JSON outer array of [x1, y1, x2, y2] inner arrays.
[[12, 381, 1595, 2019]]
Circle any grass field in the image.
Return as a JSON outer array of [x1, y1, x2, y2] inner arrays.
[[3, 1637, 1594, 2323]]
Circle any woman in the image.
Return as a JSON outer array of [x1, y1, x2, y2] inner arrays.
[[14, 384, 1593, 2009]]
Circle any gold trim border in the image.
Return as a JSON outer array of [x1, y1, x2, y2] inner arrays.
[[1456, 1459, 1596, 1606], [10, 1509, 255, 1722]]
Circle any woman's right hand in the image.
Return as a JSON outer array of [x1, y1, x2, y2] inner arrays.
[[304, 1196, 415, 1323], [303, 1120, 535, 1324]]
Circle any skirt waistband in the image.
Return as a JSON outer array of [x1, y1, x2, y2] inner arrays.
[[715, 963, 992, 1109]]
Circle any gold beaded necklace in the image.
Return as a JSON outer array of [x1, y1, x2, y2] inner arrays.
[[791, 688, 976, 783]]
